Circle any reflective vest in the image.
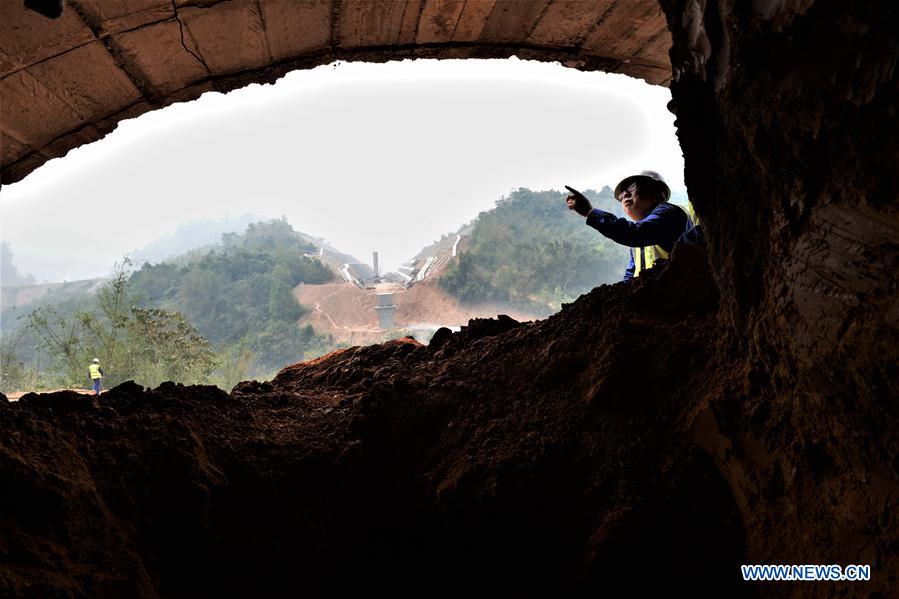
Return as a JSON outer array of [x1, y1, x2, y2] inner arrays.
[[686, 200, 700, 227], [89, 363, 102, 379], [632, 203, 695, 279]]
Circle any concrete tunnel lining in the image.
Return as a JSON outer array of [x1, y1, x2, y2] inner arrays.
[[0, 0, 673, 185]]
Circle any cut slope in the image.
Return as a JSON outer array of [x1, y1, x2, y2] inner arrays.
[[0, 278, 106, 311], [294, 278, 537, 346]]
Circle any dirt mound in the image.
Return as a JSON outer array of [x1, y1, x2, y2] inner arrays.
[[3, 388, 98, 401], [2, 247, 892, 595], [393, 279, 536, 326]]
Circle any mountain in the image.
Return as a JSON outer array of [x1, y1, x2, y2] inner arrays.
[[431, 187, 631, 315], [127, 218, 337, 376], [129, 214, 261, 265]]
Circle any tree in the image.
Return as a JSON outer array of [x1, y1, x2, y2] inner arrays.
[[22, 304, 87, 384], [24, 259, 217, 389], [212, 345, 255, 393], [126, 218, 335, 377], [268, 280, 303, 322], [0, 332, 29, 393], [83, 259, 133, 378], [439, 187, 623, 314], [128, 307, 216, 388]]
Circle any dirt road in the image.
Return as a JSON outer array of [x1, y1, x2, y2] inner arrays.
[[294, 280, 536, 346]]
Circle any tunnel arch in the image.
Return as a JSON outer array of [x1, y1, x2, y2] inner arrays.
[[1, 0, 673, 184]]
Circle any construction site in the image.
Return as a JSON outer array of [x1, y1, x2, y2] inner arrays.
[[296, 236, 536, 347], [1, 0, 897, 596]]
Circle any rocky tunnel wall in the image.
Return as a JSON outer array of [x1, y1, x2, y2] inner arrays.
[[666, 0, 898, 384], [662, 0, 898, 578]]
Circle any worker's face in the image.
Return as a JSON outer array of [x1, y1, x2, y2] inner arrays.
[[618, 183, 658, 221]]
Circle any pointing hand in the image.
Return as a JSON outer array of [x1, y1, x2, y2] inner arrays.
[[565, 185, 593, 217]]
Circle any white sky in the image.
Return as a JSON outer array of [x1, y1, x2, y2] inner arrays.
[[0, 58, 684, 282]]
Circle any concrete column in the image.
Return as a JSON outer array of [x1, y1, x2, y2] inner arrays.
[[374, 292, 396, 329]]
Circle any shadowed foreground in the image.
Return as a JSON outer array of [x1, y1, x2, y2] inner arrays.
[[2, 247, 894, 596]]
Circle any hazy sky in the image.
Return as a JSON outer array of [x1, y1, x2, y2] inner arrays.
[[1, 58, 684, 282]]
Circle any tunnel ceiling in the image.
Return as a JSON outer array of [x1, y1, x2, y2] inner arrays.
[[0, 0, 672, 184]]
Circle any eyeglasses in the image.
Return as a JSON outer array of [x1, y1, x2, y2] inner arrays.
[[618, 183, 638, 201]]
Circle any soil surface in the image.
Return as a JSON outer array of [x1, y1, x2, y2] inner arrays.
[[3, 388, 98, 401], [295, 279, 537, 346], [2, 247, 893, 596]]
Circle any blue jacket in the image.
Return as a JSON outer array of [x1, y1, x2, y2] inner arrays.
[[585, 203, 691, 281]]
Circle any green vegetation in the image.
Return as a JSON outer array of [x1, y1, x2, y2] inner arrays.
[[130, 213, 258, 264], [439, 187, 628, 315], [18, 260, 216, 390], [1, 219, 338, 394], [2, 280, 101, 392], [1, 194, 645, 394], [128, 219, 335, 378], [0, 334, 37, 394]]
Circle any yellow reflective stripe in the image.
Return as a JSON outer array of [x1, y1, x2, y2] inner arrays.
[[634, 245, 669, 278], [632, 203, 689, 279], [686, 201, 700, 227]]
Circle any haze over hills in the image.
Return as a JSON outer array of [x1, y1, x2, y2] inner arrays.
[[1, 219, 341, 393], [129, 214, 261, 266], [1, 186, 649, 393], [4, 186, 630, 315], [0, 242, 35, 287]]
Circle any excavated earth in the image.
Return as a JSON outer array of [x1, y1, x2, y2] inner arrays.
[[1, 247, 894, 596], [2, 0, 898, 596], [294, 279, 538, 347]]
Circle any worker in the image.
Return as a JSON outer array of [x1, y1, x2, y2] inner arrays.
[[88, 358, 104, 395], [566, 171, 695, 281]]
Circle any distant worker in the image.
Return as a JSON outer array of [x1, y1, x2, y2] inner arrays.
[[566, 171, 695, 281], [88, 358, 104, 395]]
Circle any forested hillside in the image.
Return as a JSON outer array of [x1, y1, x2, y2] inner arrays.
[[1, 220, 337, 393], [3, 196, 660, 393], [130, 213, 259, 265], [128, 219, 335, 378], [439, 187, 629, 315]]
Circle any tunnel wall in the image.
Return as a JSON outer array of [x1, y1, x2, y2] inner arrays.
[[665, 0, 897, 404], [1, 0, 674, 184], [663, 0, 898, 572]]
